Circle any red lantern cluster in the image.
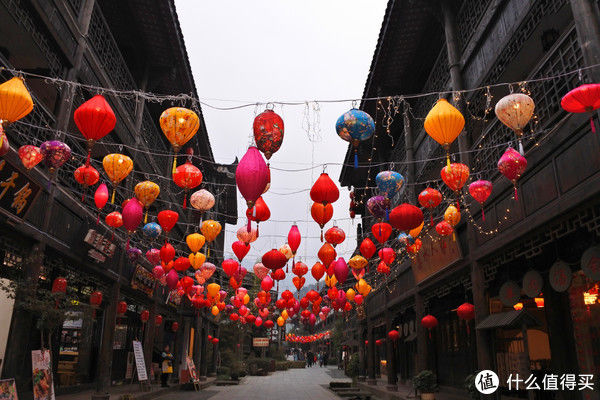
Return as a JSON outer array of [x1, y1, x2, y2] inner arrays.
[[310, 173, 339, 240]]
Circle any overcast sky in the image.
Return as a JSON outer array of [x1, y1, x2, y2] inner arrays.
[[175, 1, 387, 291]]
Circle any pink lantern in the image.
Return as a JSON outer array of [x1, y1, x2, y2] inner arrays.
[[152, 265, 165, 280], [18, 145, 43, 170], [166, 269, 179, 290], [253, 263, 269, 280], [333, 258, 348, 284], [237, 225, 258, 245], [146, 248, 161, 265], [498, 147, 527, 201], [468, 180, 492, 221], [235, 147, 269, 229], [122, 198, 143, 248]]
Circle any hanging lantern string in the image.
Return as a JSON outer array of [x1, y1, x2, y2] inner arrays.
[[2, 63, 600, 110]]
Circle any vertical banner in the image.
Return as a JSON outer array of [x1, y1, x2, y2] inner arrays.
[[0, 379, 18, 400], [186, 356, 199, 383], [31, 350, 54, 400], [132, 341, 148, 381]]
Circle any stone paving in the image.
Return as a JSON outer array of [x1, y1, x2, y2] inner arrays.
[[158, 366, 351, 400]]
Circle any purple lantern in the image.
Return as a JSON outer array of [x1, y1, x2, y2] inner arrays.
[[127, 247, 142, 263], [40, 140, 71, 172], [367, 195, 390, 221]]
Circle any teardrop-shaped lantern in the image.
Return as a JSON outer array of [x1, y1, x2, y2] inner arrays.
[[253, 109, 284, 160], [134, 181, 160, 223], [102, 153, 133, 203], [0, 77, 34, 124], [495, 93, 534, 154], [159, 107, 200, 173], [424, 98, 465, 166]]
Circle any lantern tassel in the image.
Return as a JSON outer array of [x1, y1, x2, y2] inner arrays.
[[320, 229, 323, 242], [86, 150, 91, 167], [96, 213, 100, 225], [514, 185, 518, 201], [144, 210, 148, 224], [385, 208, 389, 222], [430, 214, 434, 227], [207, 247, 210, 258], [111, 188, 116, 204], [518, 139, 524, 155], [257, 223, 260, 238], [247, 218, 251, 232], [446, 154, 451, 168], [354, 150, 358, 169], [172, 156, 177, 174], [183, 196, 187, 209], [591, 116, 596, 134], [481, 207, 485, 221]]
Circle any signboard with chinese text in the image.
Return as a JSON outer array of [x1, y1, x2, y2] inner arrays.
[[31, 350, 54, 400], [253, 337, 269, 347], [131, 265, 154, 297], [0, 159, 40, 219], [132, 341, 148, 381], [84, 229, 116, 263], [411, 235, 461, 284]]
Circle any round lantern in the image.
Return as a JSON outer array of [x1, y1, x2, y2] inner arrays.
[[105, 211, 123, 234], [134, 181, 160, 223], [348, 255, 367, 271], [388, 330, 400, 342], [498, 147, 527, 201], [324, 226, 345, 247], [246, 196, 271, 235], [142, 222, 162, 239], [253, 109, 284, 160], [366, 195, 391, 221], [18, 145, 43, 170], [441, 163, 470, 209], [52, 277, 67, 294], [435, 221, 453, 238], [0, 77, 34, 125], [311, 262, 325, 283], [190, 189, 215, 214], [457, 302, 475, 321], [40, 141, 71, 173], [237, 225, 258, 245], [262, 249, 288, 271], [376, 171, 405, 199], [74, 95, 116, 164], [122, 198, 143, 245], [173, 160, 203, 208], [140, 310, 150, 323], [389, 203, 423, 233], [318, 243, 336, 268], [155, 314, 163, 326], [418, 188, 443, 226], [495, 93, 535, 154], [468, 180, 492, 221], [90, 291, 102, 307], [102, 153, 133, 203], [335, 109, 375, 168], [561, 83, 600, 133], [371, 222, 392, 244], [172, 322, 179, 332], [310, 173, 339, 205], [311, 202, 333, 239], [117, 301, 127, 315], [159, 107, 200, 172], [421, 314, 438, 338], [424, 98, 465, 166], [74, 165, 100, 192]]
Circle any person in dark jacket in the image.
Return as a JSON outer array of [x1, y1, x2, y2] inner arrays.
[[160, 345, 174, 387]]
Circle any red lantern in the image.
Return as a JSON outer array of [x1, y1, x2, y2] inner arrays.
[[105, 211, 123, 230], [236, 146, 270, 217], [359, 238, 376, 259], [271, 268, 286, 281], [117, 301, 127, 315], [441, 163, 470, 210], [498, 147, 527, 201], [364, 340, 369, 345], [310, 173, 339, 205], [311, 203, 334, 240], [371, 222, 392, 244], [94, 183, 109, 223], [140, 310, 150, 323], [435, 221, 453, 237], [468, 180, 492, 221], [172, 322, 179, 332], [377, 261, 390, 275], [246, 196, 270, 236], [74, 165, 100, 188], [90, 291, 102, 307], [318, 243, 336, 268], [157, 210, 179, 236], [173, 257, 191, 272], [389, 203, 423, 233], [232, 240, 250, 262], [375, 339, 383, 347], [324, 226, 345, 247], [421, 314, 438, 338], [160, 243, 176, 264], [388, 330, 400, 342], [253, 109, 284, 160], [262, 249, 287, 271], [406, 238, 422, 255], [155, 314, 163, 326], [378, 247, 396, 265], [173, 160, 203, 208], [561, 83, 600, 133], [212, 337, 219, 345], [418, 188, 442, 226], [287, 224, 301, 256], [52, 277, 67, 294], [74, 95, 116, 164], [457, 302, 475, 321], [229, 313, 240, 322], [264, 320, 274, 329]]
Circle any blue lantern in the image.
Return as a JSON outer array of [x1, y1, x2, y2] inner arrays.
[[142, 222, 162, 239], [376, 171, 405, 199], [397, 232, 415, 246], [336, 109, 375, 168]]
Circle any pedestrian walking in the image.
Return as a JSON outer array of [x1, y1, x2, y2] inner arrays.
[[160, 345, 174, 387], [318, 352, 323, 367]]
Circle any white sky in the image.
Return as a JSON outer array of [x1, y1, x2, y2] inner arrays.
[[175, 1, 387, 291]]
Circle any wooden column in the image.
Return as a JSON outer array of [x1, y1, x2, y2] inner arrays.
[[570, 0, 600, 82], [199, 317, 208, 380], [193, 315, 202, 374], [385, 312, 398, 390], [210, 326, 219, 376], [367, 323, 376, 385], [142, 303, 156, 383], [172, 317, 184, 383], [415, 292, 428, 372], [403, 106, 416, 202], [92, 251, 125, 400], [357, 324, 366, 381]]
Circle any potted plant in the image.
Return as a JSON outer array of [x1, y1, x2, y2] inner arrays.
[[413, 370, 439, 400], [464, 372, 481, 399]]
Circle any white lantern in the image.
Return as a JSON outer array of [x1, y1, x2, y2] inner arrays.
[[495, 93, 535, 154], [190, 189, 215, 211], [237, 225, 258, 244]]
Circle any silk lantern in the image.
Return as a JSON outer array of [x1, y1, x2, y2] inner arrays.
[[142, 222, 162, 239], [418, 188, 443, 226], [287, 224, 301, 257], [310, 173, 339, 205], [324, 226, 345, 247], [190, 188, 215, 216], [232, 240, 250, 262], [371, 222, 392, 244], [201, 220, 221, 257], [140, 310, 150, 324], [237, 225, 258, 245], [421, 314, 438, 338], [253, 109, 284, 160], [424, 98, 465, 166], [435, 220, 453, 238], [378, 247, 396, 265], [105, 212, 122, 238], [146, 248, 161, 265], [134, 181, 160, 223], [561, 83, 600, 133], [158, 210, 179, 239], [40, 141, 71, 173], [367, 195, 390, 221], [389, 203, 423, 233], [262, 249, 287, 271], [444, 204, 461, 232], [468, 180, 492, 221], [52, 277, 67, 294], [74, 165, 99, 192], [318, 243, 336, 268], [117, 301, 128, 315], [376, 171, 405, 199], [388, 330, 400, 342], [406, 238, 422, 255], [457, 302, 475, 334], [94, 183, 109, 223], [18, 145, 43, 170], [236, 146, 269, 228], [333, 258, 348, 284], [122, 198, 143, 248], [173, 160, 202, 208], [495, 93, 535, 154], [311, 202, 333, 240], [74, 95, 116, 164], [0, 77, 33, 127], [498, 147, 527, 201], [186, 233, 205, 253], [441, 163, 470, 209], [160, 242, 175, 264], [360, 238, 377, 259], [246, 196, 270, 236], [159, 107, 200, 172], [348, 255, 367, 271], [102, 154, 133, 203], [311, 262, 325, 285], [335, 109, 375, 168]]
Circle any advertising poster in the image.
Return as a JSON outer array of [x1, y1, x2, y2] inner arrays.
[[31, 350, 54, 400]]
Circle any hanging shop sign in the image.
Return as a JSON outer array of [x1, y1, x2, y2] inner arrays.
[[581, 246, 600, 281], [499, 281, 521, 307], [130, 265, 154, 297], [31, 350, 55, 400], [168, 290, 182, 307], [411, 234, 461, 284], [253, 337, 269, 347], [549, 260, 572, 292], [132, 340, 148, 381], [83, 229, 116, 263], [0, 379, 17, 400], [0, 159, 40, 218], [522, 270, 543, 298], [186, 356, 199, 383]]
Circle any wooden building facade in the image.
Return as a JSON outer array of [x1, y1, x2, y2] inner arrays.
[[340, 0, 600, 398]]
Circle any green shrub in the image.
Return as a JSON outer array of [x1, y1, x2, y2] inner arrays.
[[288, 361, 306, 368], [275, 361, 289, 371], [345, 353, 359, 378], [217, 366, 231, 377], [232, 360, 247, 377], [246, 357, 274, 375], [464, 372, 481, 399], [413, 370, 438, 394]]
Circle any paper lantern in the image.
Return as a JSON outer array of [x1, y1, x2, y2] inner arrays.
[[236, 146, 269, 212], [376, 171, 405, 199], [495, 93, 534, 154], [102, 154, 133, 203], [173, 160, 202, 208], [406, 238, 422, 255], [262, 249, 287, 271], [441, 163, 470, 209], [95, 183, 109, 221], [336, 109, 375, 168], [237, 225, 258, 245], [421, 314, 438, 329], [292, 262, 308, 277], [188, 252, 206, 270], [172, 322, 180, 332], [18, 145, 43, 170], [190, 189, 215, 213], [186, 233, 205, 253], [52, 277, 67, 294], [389, 203, 423, 233], [378, 247, 395, 265], [418, 187, 443, 226], [311, 202, 333, 240], [457, 302, 475, 321], [158, 210, 179, 236], [333, 258, 348, 284], [359, 238, 376, 259], [348, 255, 367, 271], [253, 109, 284, 160], [498, 147, 527, 201], [366, 195, 390, 221], [435, 221, 453, 237], [146, 248, 161, 265], [74, 165, 99, 194], [117, 301, 128, 315], [561, 83, 600, 133], [134, 181, 160, 223], [0, 77, 33, 124], [287, 224, 301, 255], [89, 291, 102, 307], [201, 220, 221, 256], [140, 310, 150, 323], [173, 257, 191, 272], [232, 240, 250, 262], [424, 98, 465, 166], [371, 222, 392, 244], [324, 226, 345, 247], [122, 198, 143, 245], [105, 211, 123, 230], [311, 262, 325, 283], [271, 268, 285, 281], [74, 95, 116, 164], [468, 180, 492, 221], [40, 141, 71, 173], [279, 243, 293, 261], [246, 196, 271, 229], [160, 243, 175, 264], [154, 314, 163, 326], [310, 173, 339, 204], [126, 247, 142, 263], [388, 330, 400, 342], [142, 222, 162, 239], [159, 107, 200, 172], [444, 204, 460, 227], [318, 243, 336, 268]]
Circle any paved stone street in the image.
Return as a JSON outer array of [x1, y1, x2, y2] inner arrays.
[[158, 366, 350, 400]]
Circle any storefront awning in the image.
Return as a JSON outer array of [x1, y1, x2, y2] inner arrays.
[[404, 331, 417, 342], [476, 310, 540, 330]]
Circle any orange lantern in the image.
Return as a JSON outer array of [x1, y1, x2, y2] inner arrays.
[[0, 77, 34, 125], [424, 98, 464, 166], [134, 181, 160, 223], [159, 107, 200, 173], [441, 163, 469, 210], [311, 202, 333, 241], [103, 154, 133, 203], [201, 220, 221, 257]]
